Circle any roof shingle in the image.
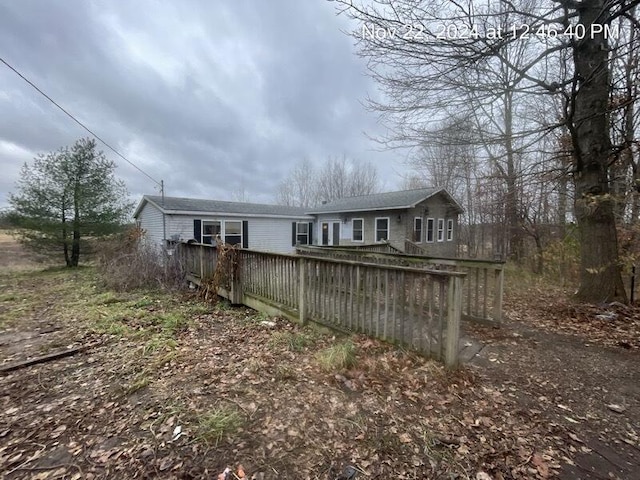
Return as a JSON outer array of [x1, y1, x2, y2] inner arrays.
[[305, 187, 461, 214], [140, 195, 310, 218]]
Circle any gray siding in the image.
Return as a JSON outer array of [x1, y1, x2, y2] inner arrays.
[[405, 197, 458, 257], [137, 201, 165, 249], [168, 214, 310, 254], [313, 194, 459, 256]]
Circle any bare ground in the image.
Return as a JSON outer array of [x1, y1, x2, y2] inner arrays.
[[468, 286, 640, 479], [0, 240, 638, 479]]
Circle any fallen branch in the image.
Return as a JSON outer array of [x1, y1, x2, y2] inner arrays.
[[0, 344, 93, 374]]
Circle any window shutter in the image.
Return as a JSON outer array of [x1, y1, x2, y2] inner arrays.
[[193, 219, 201, 242], [292, 222, 297, 246], [242, 221, 249, 249], [308, 222, 313, 245]]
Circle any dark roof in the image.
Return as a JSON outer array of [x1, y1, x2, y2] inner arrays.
[[134, 195, 311, 218], [305, 187, 463, 214]]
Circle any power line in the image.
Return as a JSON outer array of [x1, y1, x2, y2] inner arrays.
[[0, 56, 162, 188]]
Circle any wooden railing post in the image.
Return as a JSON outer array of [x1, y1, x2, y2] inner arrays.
[[229, 250, 243, 305], [445, 275, 463, 369], [493, 267, 504, 326], [199, 244, 204, 279], [299, 257, 307, 325]]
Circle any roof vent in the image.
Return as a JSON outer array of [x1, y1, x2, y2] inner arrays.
[[321, 200, 327, 205]]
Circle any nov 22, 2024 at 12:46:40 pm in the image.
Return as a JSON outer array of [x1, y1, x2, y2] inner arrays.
[[359, 21, 620, 42]]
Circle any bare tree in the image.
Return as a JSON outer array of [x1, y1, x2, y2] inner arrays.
[[348, 158, 380, 197], [407, 116, 486, 255], [276, 157, 318, 207], [276, 155, 380, 206], [336, 0, 637, 302]]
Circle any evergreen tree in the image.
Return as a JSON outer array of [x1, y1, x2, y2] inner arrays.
[[9, 137, 132, 266]]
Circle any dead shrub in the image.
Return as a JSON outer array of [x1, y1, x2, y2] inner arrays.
[[97, 227, 185, 291]]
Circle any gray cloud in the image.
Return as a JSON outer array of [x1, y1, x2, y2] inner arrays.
[[0, 0, 405, 209]]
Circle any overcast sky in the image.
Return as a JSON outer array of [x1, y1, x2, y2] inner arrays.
[[0, 0, 409, 210]]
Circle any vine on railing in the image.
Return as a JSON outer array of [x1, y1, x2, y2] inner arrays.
[[200, 240, 240, 302]]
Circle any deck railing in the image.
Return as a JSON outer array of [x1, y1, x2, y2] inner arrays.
[[314, 242, 402, 254], [296, 245, 504, 325], [177, 243, 466, 368], [404, 239, 426, 255]]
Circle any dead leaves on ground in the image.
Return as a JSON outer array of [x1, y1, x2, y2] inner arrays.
[[503, 285, 640, 350], [1, 270, 580, 479]]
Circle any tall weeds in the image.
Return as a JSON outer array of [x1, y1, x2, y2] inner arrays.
[[97, 227, 185, 291]]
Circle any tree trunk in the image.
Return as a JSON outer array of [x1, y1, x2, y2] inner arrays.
[[71, 228, 80, 267], [70, 191, 80, 267], [62, 213, 71, 267], [503, 90, 523, 262], [534, 234, 544, 275], [558, 174, 568, 236], [571, 0, 627, 303]]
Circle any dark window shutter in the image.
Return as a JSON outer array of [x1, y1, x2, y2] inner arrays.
[[193, 219, 201, 242], [242, 220, 249, 249], [308, 222, 313, 245], [292, 222, 297, 246]]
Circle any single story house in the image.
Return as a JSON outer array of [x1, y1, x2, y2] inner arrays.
[[133, 187, 462, 256], [133, 195, 313, 255], [305, 187, 463, 256]]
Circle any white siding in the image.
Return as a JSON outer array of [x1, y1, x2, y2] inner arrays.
[[168, 214, 311, 254], [137, 201, 165, 249]]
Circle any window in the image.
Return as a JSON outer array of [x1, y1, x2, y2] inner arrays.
[[352, 218, 364, 242], [426, 218, 435, 242], [297, 222, 309, 245], [413, 217, 422, 243], [375, 217, 389, 242], [437, 218, 445, 242], [447, 219, 454, 241], [224, 220, 242, 245], [202, 221, 221, 245]]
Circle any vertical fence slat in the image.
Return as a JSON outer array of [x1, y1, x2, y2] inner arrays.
[[493, 267, 504, 324], [355, 266, 362, 332], [407, 274, 415, 349], [438, 280, 445, 360], [445, 275, 463, 368], [349, 264, 355, 331], [474, 268, 480, 318], [383, 270, 390, 340], [428, 278, 435, 356], [376, 270, 381, 338], [482, 267, 488, 319], [391, 272, 398, 343]]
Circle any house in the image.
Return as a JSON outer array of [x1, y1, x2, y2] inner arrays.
[[133, 195, 313, 255], [133, 187, 462, 256], [305, 187, 463, 256]]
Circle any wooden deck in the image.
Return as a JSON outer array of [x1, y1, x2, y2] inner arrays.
[[179, 243, 487, 367]]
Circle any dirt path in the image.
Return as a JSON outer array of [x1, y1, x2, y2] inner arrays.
[[468, 289, 640, 480]]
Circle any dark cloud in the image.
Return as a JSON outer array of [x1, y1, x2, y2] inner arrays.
[[0, 0, 404, 209]]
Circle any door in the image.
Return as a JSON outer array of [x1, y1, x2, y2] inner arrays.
[[332, 222, 340, 246], [321, 222, 329, 245]]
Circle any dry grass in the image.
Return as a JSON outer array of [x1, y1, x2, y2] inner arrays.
[[0, 231, 52, 272], [315, 340, 357, 371], [195, 405, 244, 446]]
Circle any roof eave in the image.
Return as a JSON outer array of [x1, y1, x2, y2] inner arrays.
[[305, 205, 414, 215], [164, 209, 313, 219], [434, 188, 465, 213], [133, 196, 168, 218]]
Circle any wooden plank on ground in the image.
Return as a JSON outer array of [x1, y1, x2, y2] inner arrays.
[[0, 344, 93, 374]]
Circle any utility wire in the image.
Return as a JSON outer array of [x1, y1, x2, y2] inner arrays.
[[0, 56, 163, 188]]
